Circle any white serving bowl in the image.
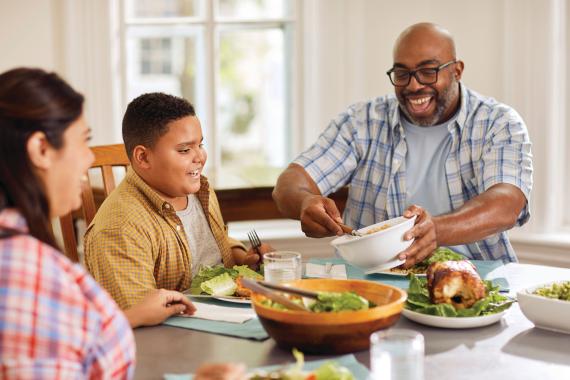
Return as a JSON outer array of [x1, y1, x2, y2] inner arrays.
[[517, 282, 570, 334], [330, 216, 416, 273]]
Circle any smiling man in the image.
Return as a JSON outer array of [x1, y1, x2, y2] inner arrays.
[[273, 23, 533, 267], [84, 93, 270, 309]]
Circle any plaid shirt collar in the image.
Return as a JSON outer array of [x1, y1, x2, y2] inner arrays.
[[0, 208, 29, 234], [126, 167, 211, 217]]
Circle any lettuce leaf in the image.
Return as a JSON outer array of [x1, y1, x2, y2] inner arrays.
[[200, 273, 238, 296], [314, 362, 355, 380], [424, 247, 464, 265], [189, 264, 263, 295], [310, 291, 369, 312], [405, 274, 514, 317], [233, 265, 263, 280]]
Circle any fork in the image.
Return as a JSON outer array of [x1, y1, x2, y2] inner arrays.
[[247, 229, 262, 254]]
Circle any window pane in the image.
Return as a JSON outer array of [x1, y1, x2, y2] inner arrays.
[[125, 27, 205, 115], [216, 0, 290, 19], [217, 28, 289, 188], [126, 0, 201, 18]]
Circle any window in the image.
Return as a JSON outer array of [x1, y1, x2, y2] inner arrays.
[[122, 0, 298, 188]]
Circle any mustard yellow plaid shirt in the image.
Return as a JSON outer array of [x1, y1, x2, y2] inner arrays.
[[84, 168, 244, 309]]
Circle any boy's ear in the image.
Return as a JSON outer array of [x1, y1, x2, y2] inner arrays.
[[132, 145, 151, 169], [27, 131, 55, 170]]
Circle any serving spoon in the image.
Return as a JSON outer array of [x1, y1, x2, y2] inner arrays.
[[338, 222, 364, 237]]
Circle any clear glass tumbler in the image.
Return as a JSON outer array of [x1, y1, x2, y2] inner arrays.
[[369, 328, 424, 380], [262, 251, 302, 283]]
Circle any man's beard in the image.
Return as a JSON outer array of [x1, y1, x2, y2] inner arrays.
[[398, 80, 459, 126]]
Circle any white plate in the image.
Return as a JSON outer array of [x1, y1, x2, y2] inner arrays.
[[374, 269, 427, 277], [402, 308, 508, 329], [213, 296, 251, 304]]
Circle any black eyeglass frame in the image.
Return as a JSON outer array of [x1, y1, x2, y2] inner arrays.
[[386, 60, 457, 87]]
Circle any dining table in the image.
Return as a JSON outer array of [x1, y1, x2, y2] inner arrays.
[[133, 262, 570, 380]]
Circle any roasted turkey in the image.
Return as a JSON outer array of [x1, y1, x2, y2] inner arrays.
[[426, 260, 486, 309]]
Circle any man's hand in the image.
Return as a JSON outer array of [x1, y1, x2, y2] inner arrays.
[[299, 194, 344, 238], [397, 205, 438, 268], [124, 289, 196, 328], [232, 243, 273, 270]]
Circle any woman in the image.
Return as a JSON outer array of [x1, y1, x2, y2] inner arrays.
[[0, 68, 246, 379]]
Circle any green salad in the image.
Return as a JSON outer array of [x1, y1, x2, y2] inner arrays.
[[533, 281, 570, 301], [189, 264, 262, 296], [405, 274, 514, 317], [390, 247, 464, 275], [249, 349, 355, 380], [262, 291, 372, 313]]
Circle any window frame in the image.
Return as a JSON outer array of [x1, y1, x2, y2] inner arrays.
[[119, 0, 302, 188]]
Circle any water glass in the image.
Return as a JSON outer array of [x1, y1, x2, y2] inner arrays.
[[370, 329, 424, 380], [263, 251, 302, 283]]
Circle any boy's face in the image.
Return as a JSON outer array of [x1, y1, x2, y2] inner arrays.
[[144, 115, 207, 199]]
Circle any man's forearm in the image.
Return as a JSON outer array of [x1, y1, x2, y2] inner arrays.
[[433, 183, 526, 246], [272, 164, 321, 219]]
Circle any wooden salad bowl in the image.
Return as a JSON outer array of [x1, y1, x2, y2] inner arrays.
[[250, 278, 407, 354]]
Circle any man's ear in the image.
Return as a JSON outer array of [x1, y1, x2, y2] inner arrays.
[[26, 131, 54, 170], [132, 145, 151, 169], [454, 60, 465, 81]]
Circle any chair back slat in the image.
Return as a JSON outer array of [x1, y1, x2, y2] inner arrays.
[[101, 165, 117, 196], [59, 144, 129, 262], [81, 176, 98, 226]]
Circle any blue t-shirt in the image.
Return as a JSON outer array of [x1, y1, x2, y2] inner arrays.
[[401, 115, 470, 257]]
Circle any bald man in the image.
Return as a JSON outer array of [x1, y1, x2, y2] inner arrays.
[[273, 23, 533, 267]]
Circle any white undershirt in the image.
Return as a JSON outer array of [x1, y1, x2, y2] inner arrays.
[[176, 195, 222, 276]]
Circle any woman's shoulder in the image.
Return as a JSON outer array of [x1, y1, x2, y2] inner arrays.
[[1, 234, 122, 321]]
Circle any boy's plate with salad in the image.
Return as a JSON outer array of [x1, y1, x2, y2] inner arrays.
[[378, 247, 465, 276], [187, 264, 264, 304]]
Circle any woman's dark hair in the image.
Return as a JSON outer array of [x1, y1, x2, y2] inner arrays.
[[0, 67, 84, 248], [122, 92, 195, 160]]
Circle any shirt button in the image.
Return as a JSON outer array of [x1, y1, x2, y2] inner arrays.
[[176, 225, 182, 231], [165, 204, 170, 209]]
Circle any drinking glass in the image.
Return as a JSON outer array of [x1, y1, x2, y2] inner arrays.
[[263, 251, 302, 283], [370, 329, 424, 380]]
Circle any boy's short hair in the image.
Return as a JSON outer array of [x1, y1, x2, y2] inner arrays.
[[122, 92, 196, 159]]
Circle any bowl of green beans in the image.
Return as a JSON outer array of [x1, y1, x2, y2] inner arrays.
[[517, 281, 570, 334]]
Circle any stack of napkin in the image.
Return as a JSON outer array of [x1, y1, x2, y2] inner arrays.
[[184, 302, 256, 323]]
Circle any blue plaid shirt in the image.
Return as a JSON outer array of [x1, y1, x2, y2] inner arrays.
[[294, 84, 533, 262]]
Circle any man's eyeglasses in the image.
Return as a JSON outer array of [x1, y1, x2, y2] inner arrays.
[[386, 60, 457, 87]]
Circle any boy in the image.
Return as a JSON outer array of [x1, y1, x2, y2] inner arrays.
[[85, 93, 270, 309]]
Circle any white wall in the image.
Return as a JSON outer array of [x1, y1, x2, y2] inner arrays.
[[0, 1, 61, 72], [0, 0, 121, 146]]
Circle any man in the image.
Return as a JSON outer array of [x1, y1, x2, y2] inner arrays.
[[85, 93, 270, 309], [273, 22, 532, 267]]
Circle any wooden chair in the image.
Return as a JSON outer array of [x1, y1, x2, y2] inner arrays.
[[59, 144, 130, 262]]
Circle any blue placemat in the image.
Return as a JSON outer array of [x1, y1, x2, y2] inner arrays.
[[309, 257, 509, 291], [164, 354, 369, 380], [163, 316, 268, 340]]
